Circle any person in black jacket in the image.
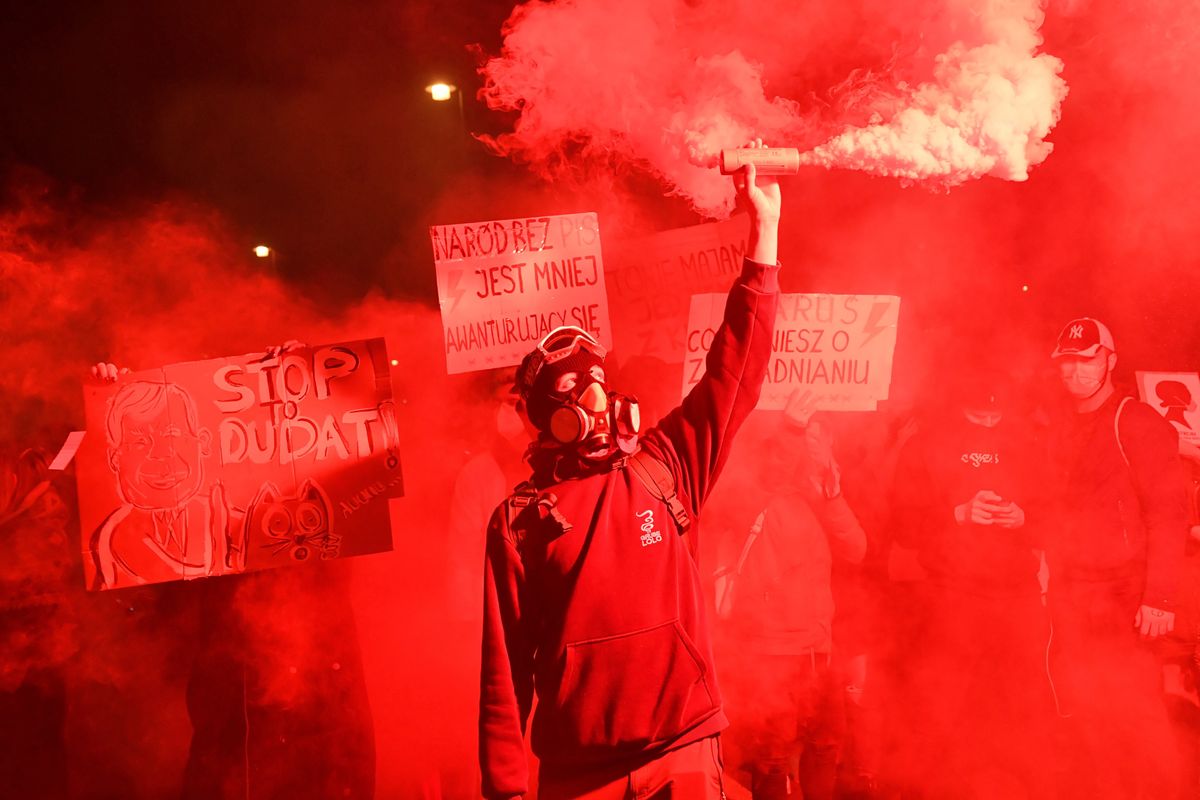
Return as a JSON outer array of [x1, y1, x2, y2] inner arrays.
[[1045, 317, 1189, 800], [890, 368, 1051, 797], [0, 443, 78, 800]]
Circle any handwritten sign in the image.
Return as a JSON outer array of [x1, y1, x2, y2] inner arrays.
[[431, 213, 612, 374], [1136, 371, 1200, 450], [683, 293, 901, 411], [75, 339, 402, 591], [605, 216, 748, 363]]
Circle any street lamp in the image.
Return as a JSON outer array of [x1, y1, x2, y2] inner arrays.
[[425, 82, 456, 102], [253, 244, 279, 271], [425, 81, 466, 132]]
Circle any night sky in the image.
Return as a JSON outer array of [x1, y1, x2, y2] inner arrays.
[[2, 0, 1197, 360], [0, 0, 526, 300]]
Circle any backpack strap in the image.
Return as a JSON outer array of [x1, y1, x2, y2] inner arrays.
[[734, 511, 766, 575], [502, 480, 572, 548], [502, 480, 540, 546], [1114, 396, 1133, 468], [627, 450, 692, 535], [715, 510, 774, 620]]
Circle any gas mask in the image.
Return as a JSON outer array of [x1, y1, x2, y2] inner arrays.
[[547, 378, 641, 458], [517, 326, 642, 460]]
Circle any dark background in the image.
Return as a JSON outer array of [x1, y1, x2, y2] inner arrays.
[[1, 0, 1197, 381]]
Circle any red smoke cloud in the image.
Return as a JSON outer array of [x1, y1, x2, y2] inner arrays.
[[0, 170, 304, 443], [3, 0, 1200, 795], [0, 165, 500, 796]]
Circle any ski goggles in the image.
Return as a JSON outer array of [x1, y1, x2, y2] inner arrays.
[[517, 326, 607, 395]]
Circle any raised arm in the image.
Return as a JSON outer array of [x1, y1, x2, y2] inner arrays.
[[640, 140, 782, 515]]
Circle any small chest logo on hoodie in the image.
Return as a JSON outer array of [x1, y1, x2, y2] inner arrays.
[[961, 452, 1000, 468], [636, 509, 663, 547]]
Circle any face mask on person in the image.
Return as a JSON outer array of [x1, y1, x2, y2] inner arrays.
[[963, 409, 1003, 428], [1059, 352, 1112, 401], [517, 326, 641, 461], [495, 400, 525, 442], [545, 376, 641, 460]]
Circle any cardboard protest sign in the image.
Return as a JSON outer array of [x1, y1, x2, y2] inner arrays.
[[605, 216, 748, 364], [75, 339, 402, 591], [683, 292, 902, 411], [1136, 371, 1200, 449], [431, 213, 612, 374]]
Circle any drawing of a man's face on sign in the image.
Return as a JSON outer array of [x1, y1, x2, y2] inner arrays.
[[76, 338, 402, 591], [89, 380, 233, 590], [105, 382, 211, 510]]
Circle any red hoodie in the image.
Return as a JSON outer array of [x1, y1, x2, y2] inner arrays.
[[478, 259, 779, 798]]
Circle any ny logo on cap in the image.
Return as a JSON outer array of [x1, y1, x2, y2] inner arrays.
[[1069, 324, 1084, 339]]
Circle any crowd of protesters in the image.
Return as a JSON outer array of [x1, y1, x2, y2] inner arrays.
[[466, 157, 1197, 800], [699, 317, 1200, 800], [1, 156, 1196, 799], [3, 322, 1196, 800]]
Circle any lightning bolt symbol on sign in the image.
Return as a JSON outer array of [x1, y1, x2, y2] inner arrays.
[[446, 269, 467, 313], [860, 301, 892, 347]]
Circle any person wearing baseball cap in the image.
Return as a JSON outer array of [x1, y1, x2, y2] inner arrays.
[[1051, 316, 1116, 358], [1050, 316, 1118, 407], [1045, 316, 1189, 798]]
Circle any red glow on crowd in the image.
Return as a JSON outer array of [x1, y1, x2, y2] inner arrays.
[[1, 0, 1199, 798]]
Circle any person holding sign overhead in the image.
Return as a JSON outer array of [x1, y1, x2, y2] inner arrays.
[[88, 350, 377, 800], [478, 140, 783, 800]]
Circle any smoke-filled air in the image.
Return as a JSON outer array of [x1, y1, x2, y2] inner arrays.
[[1, 0, 1199, 799], [481, 0, 1068, 214]]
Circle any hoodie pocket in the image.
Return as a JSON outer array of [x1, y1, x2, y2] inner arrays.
[[555, 619, 715, 750]]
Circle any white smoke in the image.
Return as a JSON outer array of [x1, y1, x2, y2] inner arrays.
[[801, 2, 1068, 184], [480, 0, 1068, 215]]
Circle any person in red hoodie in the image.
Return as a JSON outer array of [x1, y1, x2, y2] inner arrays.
[[478, 142, 782, 800], [1045, 317, 1189, 800]]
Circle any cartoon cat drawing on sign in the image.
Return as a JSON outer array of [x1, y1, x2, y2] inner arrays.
[[245, 479, 341, 563]]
